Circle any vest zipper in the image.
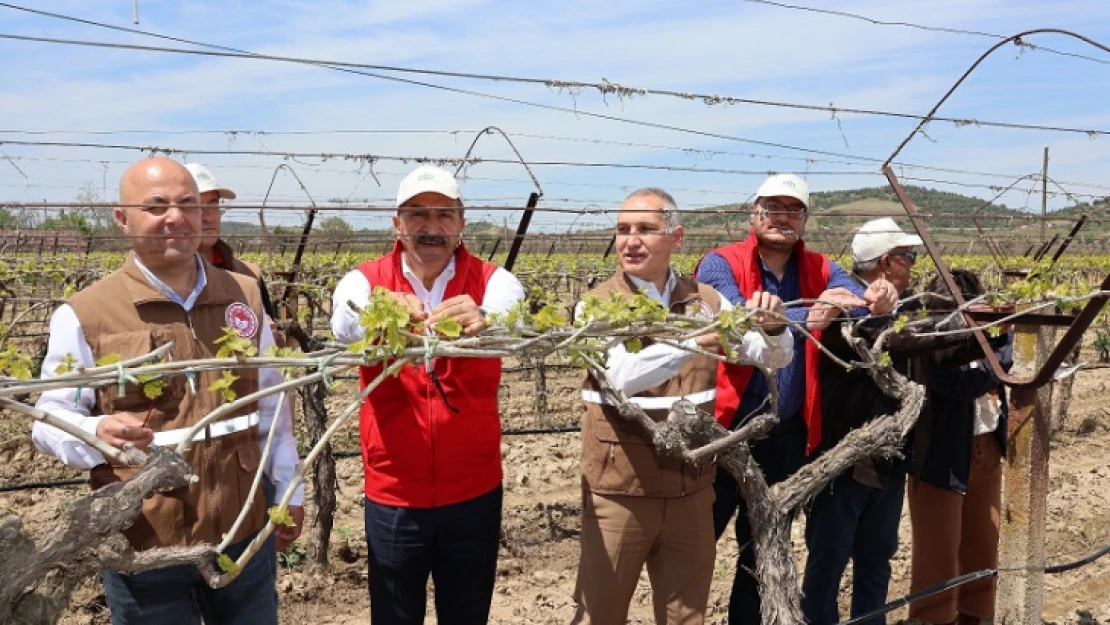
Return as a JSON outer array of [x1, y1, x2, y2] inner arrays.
[[184, 309, 198, 341]]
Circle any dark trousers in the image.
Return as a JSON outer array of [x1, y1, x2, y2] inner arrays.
[[712, 416, 808, 625], [800, 462, 907, 625], [364, 485, 503, 625], [101, 532, 277, 625]]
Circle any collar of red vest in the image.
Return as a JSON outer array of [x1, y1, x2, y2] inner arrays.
[[386, 238, 478, 275], [211, 238, 234, 269]]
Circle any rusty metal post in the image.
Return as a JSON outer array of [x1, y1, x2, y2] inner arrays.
[[995, 321, 1053, 625]]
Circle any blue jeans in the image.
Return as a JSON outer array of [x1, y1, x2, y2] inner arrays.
[[101, 532, 278, 625], [364, 485, 503, 625], [801, 462, 907, 625], [712, 416, 807, 625]]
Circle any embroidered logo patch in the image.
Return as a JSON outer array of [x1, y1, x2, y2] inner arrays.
[[225, 302, 259, 339], [692, 300, 714, 318]]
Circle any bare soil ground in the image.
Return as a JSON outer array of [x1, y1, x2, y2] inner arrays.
[[2, 353, 1108, 625]]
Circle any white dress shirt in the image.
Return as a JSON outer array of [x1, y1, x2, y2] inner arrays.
[[330, 251, 526, 344], [32, 253, 304, 506], [575, 270, 794, 397]]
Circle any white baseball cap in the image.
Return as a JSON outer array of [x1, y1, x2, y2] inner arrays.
[[851, 217, 924, 263], [756, 173, 810, 209], [396, 165, 461, 207], [184, 163, 236, 200]]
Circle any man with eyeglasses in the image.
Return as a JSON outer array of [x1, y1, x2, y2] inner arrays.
[[185, 163, 277, 320], [695, 174, 899, 625], [802, 215, 1010, 624], [329, 165, 524, 625], [571, 187, 795, 625], [31, 157, 303, 624]]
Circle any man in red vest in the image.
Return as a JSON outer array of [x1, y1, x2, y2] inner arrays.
[[329, 165, 524, 625], [695, 174, 898, 625]]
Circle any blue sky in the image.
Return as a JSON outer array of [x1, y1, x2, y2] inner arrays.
[[1, 0, 1108, 233]]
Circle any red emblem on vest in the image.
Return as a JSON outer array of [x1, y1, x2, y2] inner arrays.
[[225, 302, 258, 339]]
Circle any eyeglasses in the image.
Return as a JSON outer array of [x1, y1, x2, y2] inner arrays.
[[888, 250, 918, 263], [757, 198, 807, 217], [615, 222, 672, 237]]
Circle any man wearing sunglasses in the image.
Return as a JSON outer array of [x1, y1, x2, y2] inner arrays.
[[695, 174, 899, 625], [801, 217, 1001, 625]]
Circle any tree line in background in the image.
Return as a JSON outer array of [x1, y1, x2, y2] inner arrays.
[[3, 182, 1109, 239]]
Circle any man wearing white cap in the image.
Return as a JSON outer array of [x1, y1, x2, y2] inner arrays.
[[801, 218, 1003, 625], [695, 175, 899, 625], [329, 165, 524, 625], [185, 163, 276, 320], [800, 216, 923, 624]]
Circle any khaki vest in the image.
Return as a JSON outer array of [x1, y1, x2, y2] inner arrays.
[[579, 271, 721, 498], [69, 254, 267, 550]]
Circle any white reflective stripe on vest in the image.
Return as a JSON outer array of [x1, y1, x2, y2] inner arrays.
[[152, 412, 261, 447], [580, 389, 716, 410]]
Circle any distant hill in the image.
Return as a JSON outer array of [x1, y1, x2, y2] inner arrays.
[[678, 185, 1027, 234]]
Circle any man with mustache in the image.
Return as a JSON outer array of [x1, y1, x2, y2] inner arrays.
[[571, 188, 794, 625], [329, 165, 524, 625], [695, 174, 898, 625], [32, 157, 303, 624]]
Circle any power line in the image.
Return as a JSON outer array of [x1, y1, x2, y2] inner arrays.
[[0, 138, 885, 177], [743, 0, 1110, 67], [6, 130, 1110, 195], [886, 28, 1110, 167], [3, 2, 1109, 137], [2, 29, 1108, 141]]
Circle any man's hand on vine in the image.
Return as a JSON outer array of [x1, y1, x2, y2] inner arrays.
[[744, 290, 786, 335], [864, 279, 899, 315], [274, 505, 305, 552], [96, 412, 154, 452], [428, 295, 487, 336], [387, 292, 427, 322], [807, 287, 866, 332]]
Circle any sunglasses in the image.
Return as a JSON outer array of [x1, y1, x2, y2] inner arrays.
[[888, 250, 918, 263]]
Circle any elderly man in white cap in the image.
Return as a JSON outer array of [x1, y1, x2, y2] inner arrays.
[[799, 216, 923, 625], [329, 165, 524, 625], [695, 175, 900, 625], [184, 163, 276, 320], [801, 217, 1000, 625]]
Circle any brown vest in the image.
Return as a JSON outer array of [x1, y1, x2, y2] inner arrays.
[[69, 254, 267, 550], [579, 271, 721, 498]]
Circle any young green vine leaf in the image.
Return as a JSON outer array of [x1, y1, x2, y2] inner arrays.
[[214, 327, 257, 359], [268, 506, 296, 527], [217, 553, 239, 574], [208, 370, 239, 403]]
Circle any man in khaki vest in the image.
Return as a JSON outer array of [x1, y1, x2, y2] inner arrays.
[[571, 188, 795, 625], [31, 158, 303, 625]]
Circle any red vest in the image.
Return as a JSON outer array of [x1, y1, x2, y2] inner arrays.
[[356, 241, 502, 507], [702, 230, 830, 456]]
